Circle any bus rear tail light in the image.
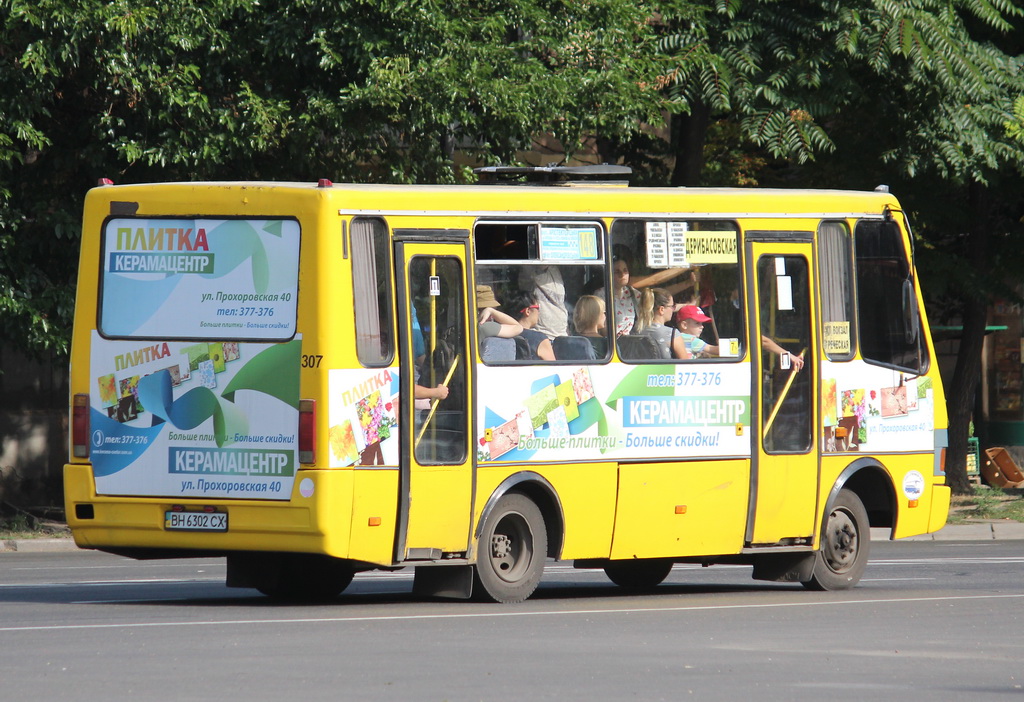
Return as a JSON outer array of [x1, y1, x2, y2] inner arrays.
[[72, 394, 90, 458], [299, 399, 316, 464]]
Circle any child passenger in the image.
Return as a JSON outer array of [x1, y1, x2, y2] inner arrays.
[[673, 305, 719, 358]]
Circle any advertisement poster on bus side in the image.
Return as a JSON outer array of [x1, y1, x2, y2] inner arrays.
[[89, 333, 300, 500], [327, 368, 401, 468], [821, 360, 935, 454], [476, 363, 751, 463]]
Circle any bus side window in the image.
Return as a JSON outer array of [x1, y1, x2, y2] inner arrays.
[[819, 221, 855, 361], [609, 219, 744, 363], [474, 222, 609, 364], [351, 217, 394, 366]]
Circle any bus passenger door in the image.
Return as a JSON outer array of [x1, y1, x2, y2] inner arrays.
[[394, 241, 474, 560], [745, 240, 819, 545]]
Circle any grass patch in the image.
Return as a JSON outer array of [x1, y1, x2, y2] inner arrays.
[[0, 506, 70, 540], [948, 486, 1024, 524]]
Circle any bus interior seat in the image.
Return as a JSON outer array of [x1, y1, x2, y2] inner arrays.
[[617, 334, 663, 360], [552, 335, 597, 361], [480, 336, 517, 363], [513, 335, 532, 360]]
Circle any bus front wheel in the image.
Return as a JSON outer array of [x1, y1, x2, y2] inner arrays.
[[473, 493, 547, 603], [803, 489, 870, 591]]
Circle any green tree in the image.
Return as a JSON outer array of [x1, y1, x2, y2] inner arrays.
[[0, 0, 663, 358], [651, 0, 1024, 494], [801, 1, 1024, 496]]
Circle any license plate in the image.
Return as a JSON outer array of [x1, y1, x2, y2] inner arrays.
[[165, 511, 227, 532]]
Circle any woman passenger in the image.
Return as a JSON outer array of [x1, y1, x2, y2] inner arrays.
[[595, 252, 639, 337], [636, 288, 690, 359], [573, 295, 609, 357], [506, 291, 555, 361]]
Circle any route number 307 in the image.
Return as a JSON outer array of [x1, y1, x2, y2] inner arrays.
[[301, 354, 324, 368]]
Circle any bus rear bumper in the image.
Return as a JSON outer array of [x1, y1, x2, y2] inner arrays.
[[63, 463, 340, 558]]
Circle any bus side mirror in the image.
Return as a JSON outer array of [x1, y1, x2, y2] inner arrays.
[[902, 278, 919, 345]]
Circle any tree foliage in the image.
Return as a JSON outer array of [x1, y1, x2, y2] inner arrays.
[[653, 0, 1024, 187], [0, 0, 662, 358], [4, 0, 1024, 497]]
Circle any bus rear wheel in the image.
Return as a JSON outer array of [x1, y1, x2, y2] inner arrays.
[[256, 554, 355, 602], [604, 559, 674, 589], [803, 488, 870, 591], [473, 493, 547, 603]]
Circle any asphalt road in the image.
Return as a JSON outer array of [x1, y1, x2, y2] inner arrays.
[[1, 541, 1022, 701]]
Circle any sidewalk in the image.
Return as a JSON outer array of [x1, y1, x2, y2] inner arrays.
[[4, 522, 1024, 554], [872, 521, 1024, 542]]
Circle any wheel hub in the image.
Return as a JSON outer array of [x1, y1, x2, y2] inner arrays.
[[824, 509, 858, 572], [491, 534, 513, 570]]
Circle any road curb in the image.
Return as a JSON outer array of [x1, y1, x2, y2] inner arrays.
[[873, 522, 1024, 541]]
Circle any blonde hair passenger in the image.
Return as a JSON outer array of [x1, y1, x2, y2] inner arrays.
[[634, 287, 672, 334], [573, 295, 606, 337]]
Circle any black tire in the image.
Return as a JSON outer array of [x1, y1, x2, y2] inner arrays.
[[803, 488, 870, 591], [604, 559, 674, 589], [257, 554, 354, 602], [473, 493, 547, 603]]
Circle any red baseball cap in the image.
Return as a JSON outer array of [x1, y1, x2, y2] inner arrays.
[[675, 305, 711, 324]]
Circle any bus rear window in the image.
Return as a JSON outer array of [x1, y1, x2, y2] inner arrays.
[[98, 217, 300, 340]]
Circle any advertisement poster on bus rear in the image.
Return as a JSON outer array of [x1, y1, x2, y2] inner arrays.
[[88, 333, 300, 500], [89, 216, 302, 500], [99, 217, 299, 339]]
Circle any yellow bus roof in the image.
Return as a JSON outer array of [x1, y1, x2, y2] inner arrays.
[[86, 181, 901, 219]]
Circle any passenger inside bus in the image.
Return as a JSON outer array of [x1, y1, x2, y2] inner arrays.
[[674, 305, 720, 357], [475, 285, 523, 363], [476, 285, 522, 339], [631, 265, 699, 304], [593, 247, 640, 337], [518, 265, 568, 339], [572, 295, 609, 357], [505, 291, 555, 361], [632, 287, 690, 360]]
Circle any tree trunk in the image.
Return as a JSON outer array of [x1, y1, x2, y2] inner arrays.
[[944, 181, 990, 495], [670, 103, 712, 187]]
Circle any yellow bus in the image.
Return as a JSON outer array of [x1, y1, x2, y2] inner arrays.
[[64, 168, 950, 602]]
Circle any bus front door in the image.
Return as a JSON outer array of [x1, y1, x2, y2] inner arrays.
[[746, 240, 819, 545], [394, 242, 474, 561]]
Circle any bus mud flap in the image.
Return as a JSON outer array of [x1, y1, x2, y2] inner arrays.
[[412, 565, 474, 599], [751, 552, 815, 583]]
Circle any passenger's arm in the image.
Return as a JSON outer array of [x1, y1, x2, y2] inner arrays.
[[479, 307, 524, 338]]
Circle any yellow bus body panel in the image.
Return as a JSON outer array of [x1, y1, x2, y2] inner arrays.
[[611, 460, 749, 559], [404, 466, 474, 552], [347, 469, 401, 564]]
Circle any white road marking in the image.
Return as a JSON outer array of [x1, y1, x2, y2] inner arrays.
[[1, 593, 1022, 633]]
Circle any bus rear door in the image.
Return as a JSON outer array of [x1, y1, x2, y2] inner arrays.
[[394, 239, 474, 561]]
